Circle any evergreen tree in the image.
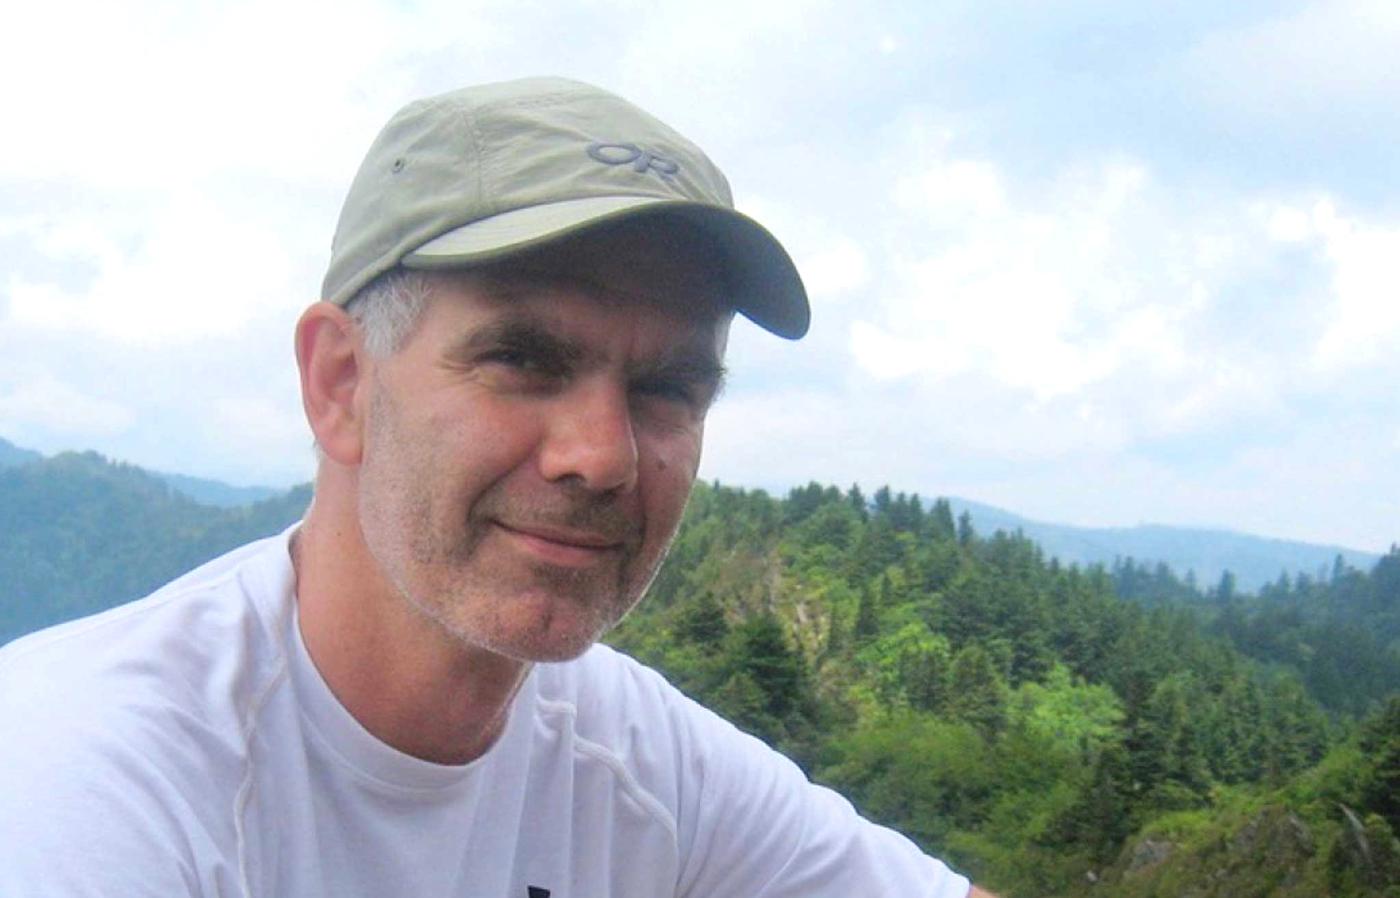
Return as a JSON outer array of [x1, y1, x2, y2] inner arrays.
[[674, 590, 729, 645], [957, 510, 976, 547], [1359, 696, 1400, 831], [729, 613, 810, 723], [846, 483, 868, 520], [854, 583, 879, 641], [929, 498, 957, 543], [946, 643, 1009, 737], [872, 485, 893, 518], [1130, 672, 1212, 808]]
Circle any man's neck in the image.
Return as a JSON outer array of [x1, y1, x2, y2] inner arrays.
[[291, 495, 531, 766]]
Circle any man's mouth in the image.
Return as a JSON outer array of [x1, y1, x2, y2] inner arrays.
[[492, 520, 627, 567]]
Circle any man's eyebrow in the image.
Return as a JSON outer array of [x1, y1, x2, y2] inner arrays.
[[444, 317, 586, 367], [636, 348, 729, 395]]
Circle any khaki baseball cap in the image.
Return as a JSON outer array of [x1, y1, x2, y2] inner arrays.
[[322, 77, 810, 339]]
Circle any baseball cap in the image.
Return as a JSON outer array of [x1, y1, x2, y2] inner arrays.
[[322, 77, 810, 339]]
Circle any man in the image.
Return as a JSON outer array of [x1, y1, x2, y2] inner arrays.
[[0, 77, 994, 897]]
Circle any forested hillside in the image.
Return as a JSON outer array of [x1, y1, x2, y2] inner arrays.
[[0, 436, 42, 468], [0, 452, 309, 643], [1107, 556, 1400, 723], [608, 483, 1400, 896], [2, 458, 1397, 895]]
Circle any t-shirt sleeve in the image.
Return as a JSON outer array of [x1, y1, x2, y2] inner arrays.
[[667, 688, 971, 898], [0, 649, 217, 896]]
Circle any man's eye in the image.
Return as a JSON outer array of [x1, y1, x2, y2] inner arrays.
[[484, 349, 530, 368], [483, 348, 562, 377], [634, 379, 701, 407]]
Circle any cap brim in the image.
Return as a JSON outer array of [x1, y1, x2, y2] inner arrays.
[[403, 196, 810, 339]]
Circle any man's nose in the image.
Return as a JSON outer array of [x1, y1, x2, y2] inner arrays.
[[537, 380, 640, 494]]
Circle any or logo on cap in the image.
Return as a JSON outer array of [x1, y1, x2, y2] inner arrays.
[[586, 142, 679, 178]]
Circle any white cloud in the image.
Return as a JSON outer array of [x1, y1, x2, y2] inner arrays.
[[5, 188, 309, 344], [1310, 203, 1400, 370], [1187, 0, 1400, 123], [1266, 206, 1313, 244], [0, 0, 430, 189], [894, 159, 1006, 223], [857, 152, 1182, 402], [1253, 196, 1400, 372], [202, 395, 315, 485], [0, 376, 134, 437], [1159, 364, 1275, 435], [799, 238, 870, 306], [836, 132, 1400, 466], [848, 321, 940, 381]]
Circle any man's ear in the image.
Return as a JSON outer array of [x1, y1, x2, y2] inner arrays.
[[295, 302, 367, 466]]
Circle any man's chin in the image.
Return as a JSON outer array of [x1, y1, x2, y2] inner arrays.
[[473, 628, 603, 665], [463, 595, 619, 664]]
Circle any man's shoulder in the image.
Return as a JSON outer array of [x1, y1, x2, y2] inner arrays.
[[0, 535, 296, 897], [0, 529, 296, 761]]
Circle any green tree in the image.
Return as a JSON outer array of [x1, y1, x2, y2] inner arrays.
[[956, 510, 976, 546], [1007, 663, 1124, 758], [859, 620, 953, 712], [728, 613, 811, 724], [673, 590, 729, 645], [946, 643, 1009, 737], [854, 583, 880, 641], [818, 713, 995, 849], [1129, 672, 1212, 808], [1359, 696, 1400, 831], [928, 498, 957, 543]]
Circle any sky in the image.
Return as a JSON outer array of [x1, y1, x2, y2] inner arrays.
[[1, 0, 1397, 553]]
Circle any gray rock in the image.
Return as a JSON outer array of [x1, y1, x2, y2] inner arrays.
[[1125, 838, 1173, 873]]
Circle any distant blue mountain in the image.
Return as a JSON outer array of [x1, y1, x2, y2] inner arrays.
[[947, 497, 1382, 593], [0, 436, 277, 507], [2, 434, 1384, 593], [0, 450, 310, 644], [155, 472, 280, 508], [0, 436, 42, 469]]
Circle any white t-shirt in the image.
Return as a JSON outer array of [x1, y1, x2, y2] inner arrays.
[[0, 528, 971, 897]]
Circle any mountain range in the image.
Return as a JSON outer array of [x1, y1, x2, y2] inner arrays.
[[0, 446, 310, 644], [0, 435, 1383, 595], [947, 497, 1381, 593]]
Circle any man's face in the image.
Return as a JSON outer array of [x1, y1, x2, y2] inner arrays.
[[354, 251, 730, 663]]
